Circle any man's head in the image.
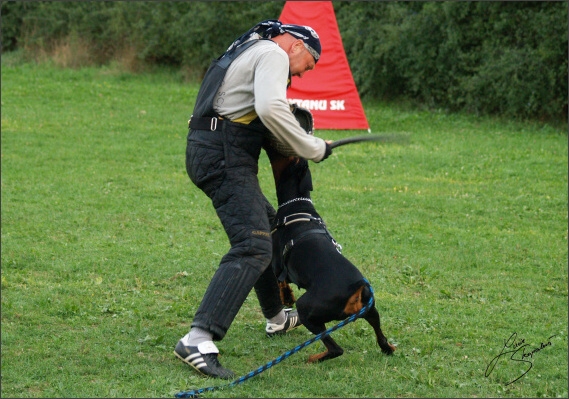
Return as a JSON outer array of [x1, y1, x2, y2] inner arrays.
[[272, 32, 317, 78], [227, 20, 321, 78], [273, 24, 320, 77], [279, 24, 321, 64]]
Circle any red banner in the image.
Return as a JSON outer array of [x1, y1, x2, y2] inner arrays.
[[279, 1, 370, 131]]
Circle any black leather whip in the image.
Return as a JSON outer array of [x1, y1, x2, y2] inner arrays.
[[329, 133, 409, 149]]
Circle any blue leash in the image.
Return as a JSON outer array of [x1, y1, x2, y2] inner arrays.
[[175, 279, 375, 398]]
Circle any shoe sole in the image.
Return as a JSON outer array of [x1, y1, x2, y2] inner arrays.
[[266, 324, 302, 337], [266, 330, 297, 338]]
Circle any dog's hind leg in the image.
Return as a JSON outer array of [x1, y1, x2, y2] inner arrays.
[[297, 294, 344, 363], [307, 334, 344, 363], [363, 306, 396, 355]]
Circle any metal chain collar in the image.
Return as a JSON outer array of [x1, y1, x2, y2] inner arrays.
[[277, 197, 312, 209]]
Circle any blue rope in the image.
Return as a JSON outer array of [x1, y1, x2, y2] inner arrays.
[[175, 280, 374, 398]]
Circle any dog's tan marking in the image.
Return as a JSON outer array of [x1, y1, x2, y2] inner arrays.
[[343, 285, 365, 315], [308, 352, 327, 363], [278, 281, 296, 307]]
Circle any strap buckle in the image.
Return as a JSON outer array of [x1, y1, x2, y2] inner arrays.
[[282, 213, 312, 225], [210, 117, 218, 131], [332, 239, 342, 254]]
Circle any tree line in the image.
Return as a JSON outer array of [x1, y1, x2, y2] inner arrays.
[[2, 1, 567, 121]]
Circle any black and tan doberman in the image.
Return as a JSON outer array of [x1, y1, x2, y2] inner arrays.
[[268, 150, 396, 363]]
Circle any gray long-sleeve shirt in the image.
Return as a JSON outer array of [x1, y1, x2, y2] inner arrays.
[[213, 39, 327, 162]]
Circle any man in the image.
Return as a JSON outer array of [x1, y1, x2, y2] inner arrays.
[[174, 20, 332, 379]]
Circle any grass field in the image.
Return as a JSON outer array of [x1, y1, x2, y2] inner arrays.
[[1, 58, 567, 398]]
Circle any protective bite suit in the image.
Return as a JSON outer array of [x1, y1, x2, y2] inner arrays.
[[186, 39, 283, 340]]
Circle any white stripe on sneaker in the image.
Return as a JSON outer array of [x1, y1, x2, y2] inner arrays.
[[194, 361, 207, 370], [289, 315, 297, 329], [187, 353, 207, 369]]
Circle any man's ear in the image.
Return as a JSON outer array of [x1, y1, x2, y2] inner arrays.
[[290, 39, 304, 54]]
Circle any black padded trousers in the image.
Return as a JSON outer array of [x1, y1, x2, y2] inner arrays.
[[185, 124, 283, 341]]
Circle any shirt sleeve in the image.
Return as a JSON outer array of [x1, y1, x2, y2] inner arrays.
[[253, 48, 327, 162]]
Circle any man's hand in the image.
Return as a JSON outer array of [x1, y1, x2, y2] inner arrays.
[[320, 140, 333, 162]]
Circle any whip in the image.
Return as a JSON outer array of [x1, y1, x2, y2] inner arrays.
[[175, 279, 375, 398], [329, 133, 409, 149]]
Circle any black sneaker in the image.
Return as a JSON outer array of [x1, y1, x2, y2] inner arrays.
[[174, 340, 235, 380], [266, 308, 303, 337]]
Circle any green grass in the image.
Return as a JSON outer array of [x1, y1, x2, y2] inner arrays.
[[1, 59, 567, 398]]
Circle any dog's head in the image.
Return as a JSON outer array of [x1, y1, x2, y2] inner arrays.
[[264, 133, 313, 195], [273, 156, 313, 202], [264, 105, 316, 204]]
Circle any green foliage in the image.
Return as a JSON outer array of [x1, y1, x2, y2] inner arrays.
[[2, 62, 567, 398], [2, 1, 566, 120], [0, 1, 32, 51], [336, 1, 568, 120], [1, 1, 284, 73]]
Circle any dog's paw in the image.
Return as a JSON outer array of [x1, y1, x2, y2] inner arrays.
[[382, 343, 397, 355], [308, 349, 343, 363]]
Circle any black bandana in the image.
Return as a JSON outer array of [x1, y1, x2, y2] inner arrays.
[[225, 19, 321, 63]]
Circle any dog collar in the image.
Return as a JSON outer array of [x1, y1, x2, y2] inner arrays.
[[277, 197, 312, 209]]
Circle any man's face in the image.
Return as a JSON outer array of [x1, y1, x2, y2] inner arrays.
[[288, 40, 316, 78]]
